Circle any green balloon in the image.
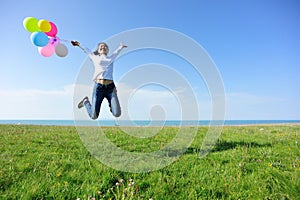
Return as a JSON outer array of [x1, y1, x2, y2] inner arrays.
[[23, 17, 40, 32]]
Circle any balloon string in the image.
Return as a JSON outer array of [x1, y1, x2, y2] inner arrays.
[[59, 38, 71, 43], [48, 36, 72, 45]]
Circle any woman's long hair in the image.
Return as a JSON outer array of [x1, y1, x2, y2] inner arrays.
[[93, 42, 109, 55]]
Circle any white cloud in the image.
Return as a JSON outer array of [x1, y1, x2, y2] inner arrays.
[[0, 85, 74, 119], [0, 84, 297, 120], [116, 82, 201, 120], [225, 92, 291, 119]]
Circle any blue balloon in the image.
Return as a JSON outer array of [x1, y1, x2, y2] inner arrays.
[[30, 32, 49, 47]]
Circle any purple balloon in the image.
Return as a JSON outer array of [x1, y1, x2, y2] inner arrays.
[[49, 37, 60, 46]]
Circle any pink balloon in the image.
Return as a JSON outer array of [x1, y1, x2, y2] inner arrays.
[[38, 43, 55, 57], [45, 22, 58, 37]]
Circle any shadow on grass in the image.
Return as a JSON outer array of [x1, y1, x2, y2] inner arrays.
[[184, 140, 272, 155], [212, 140, 272, 152], [159, 141, 272, 157]]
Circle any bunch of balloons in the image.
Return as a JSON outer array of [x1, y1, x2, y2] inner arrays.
[[23, 17, 68, 57]]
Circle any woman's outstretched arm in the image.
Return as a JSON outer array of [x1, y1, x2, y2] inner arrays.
[[71, 40, 93, 55]]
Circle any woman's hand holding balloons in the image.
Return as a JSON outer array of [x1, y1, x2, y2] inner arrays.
[[71, 40, 80, 46]]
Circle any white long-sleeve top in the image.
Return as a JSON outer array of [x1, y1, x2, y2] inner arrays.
[[79, 44, 123, 81]]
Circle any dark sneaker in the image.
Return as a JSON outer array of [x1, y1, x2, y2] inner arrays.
[[78, 96, 88, 109]]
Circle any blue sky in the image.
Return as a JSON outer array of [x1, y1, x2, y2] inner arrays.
[[0, 0, 299, 120]]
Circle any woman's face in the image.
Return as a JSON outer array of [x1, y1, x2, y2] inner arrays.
[[98, 43, 109, 55]]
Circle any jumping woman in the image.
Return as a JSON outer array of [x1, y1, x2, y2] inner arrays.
[[71, 40, 127, 119]]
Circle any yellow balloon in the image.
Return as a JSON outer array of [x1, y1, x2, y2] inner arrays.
[[38, 19, 51, 32]]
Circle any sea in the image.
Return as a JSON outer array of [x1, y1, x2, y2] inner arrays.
[[0, 120, 299, 127]]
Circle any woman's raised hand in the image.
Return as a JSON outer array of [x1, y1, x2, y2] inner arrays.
[[71, 40, 80, 46], [120, 43, 128, 49]]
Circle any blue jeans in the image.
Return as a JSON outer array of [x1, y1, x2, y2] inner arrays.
[[84, 82, 121, 119]]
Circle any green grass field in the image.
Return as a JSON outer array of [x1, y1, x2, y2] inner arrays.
[[1, 124, 299, 199]]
